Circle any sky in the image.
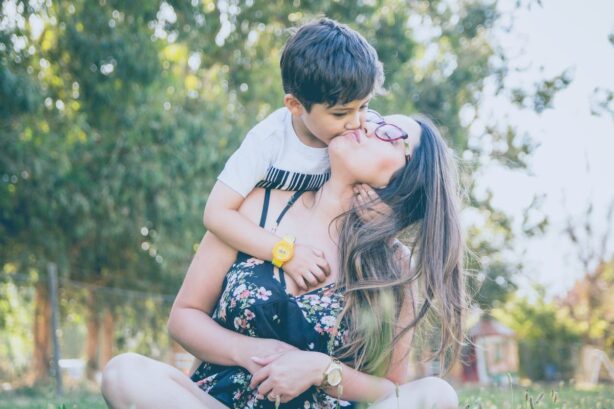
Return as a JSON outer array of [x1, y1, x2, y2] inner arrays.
[[477, 0, 614, 296]]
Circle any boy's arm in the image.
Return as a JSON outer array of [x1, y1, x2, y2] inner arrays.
[[203, 181, 279, 262], [204, 182, 330, 290]]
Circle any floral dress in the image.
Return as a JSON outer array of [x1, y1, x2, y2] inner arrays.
[[191, 190, 355, 409]]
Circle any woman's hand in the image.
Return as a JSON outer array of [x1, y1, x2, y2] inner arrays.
[[353, 184, 391, 223], [237, 338, 298, 376], [248, 351, 329, 403]]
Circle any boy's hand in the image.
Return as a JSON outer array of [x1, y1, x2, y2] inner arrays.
[[353, 184, 392, 223], [283, 244, 330, 290]]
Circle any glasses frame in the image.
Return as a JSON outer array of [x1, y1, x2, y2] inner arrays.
[[366, 110, 412, 161]]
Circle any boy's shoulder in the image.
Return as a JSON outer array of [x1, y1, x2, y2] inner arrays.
[[245, 107, 290, 142]]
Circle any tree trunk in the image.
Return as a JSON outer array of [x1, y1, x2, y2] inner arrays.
[[31, 282, 51, 384], [85, 290, 100, 381], [99, 306, 115, 369]]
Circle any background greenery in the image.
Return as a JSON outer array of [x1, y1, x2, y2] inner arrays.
[[2, 0, 611, 393]]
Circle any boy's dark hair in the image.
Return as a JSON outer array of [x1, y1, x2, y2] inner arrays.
[[280, 18, 384, 111]]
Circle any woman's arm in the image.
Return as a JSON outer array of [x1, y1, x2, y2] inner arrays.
[[325, 287, 416, 402], [248, 349, 397, 403], [168, 196, 296, 373]]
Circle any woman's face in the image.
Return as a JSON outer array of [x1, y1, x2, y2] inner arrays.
[[329, 114, 421, 187]]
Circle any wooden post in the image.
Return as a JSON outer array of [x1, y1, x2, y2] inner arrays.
[[48, 263, 63, 396]]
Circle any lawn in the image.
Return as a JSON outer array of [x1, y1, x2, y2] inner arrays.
[[459, 383, 614, 408], [1, 384, 613, 408]]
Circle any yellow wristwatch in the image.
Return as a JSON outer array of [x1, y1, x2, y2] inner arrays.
[[272, 235, 295, 268]]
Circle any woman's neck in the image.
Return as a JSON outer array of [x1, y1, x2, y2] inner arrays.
[[307, 178, 354, 226]]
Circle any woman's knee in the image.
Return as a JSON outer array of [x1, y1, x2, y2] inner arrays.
[[101, 352, 146, 396], [421, 376, 458, 409]]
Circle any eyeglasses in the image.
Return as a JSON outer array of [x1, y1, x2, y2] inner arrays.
[[366, 109, 411, 160]]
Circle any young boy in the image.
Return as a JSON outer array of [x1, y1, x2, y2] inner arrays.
[[204, 18, 384, 290]]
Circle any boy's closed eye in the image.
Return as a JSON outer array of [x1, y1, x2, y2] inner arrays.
[[331, 105, 369, 118]]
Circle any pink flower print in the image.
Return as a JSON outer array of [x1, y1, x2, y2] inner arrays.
[[314, 323, 324, 334], [244, 309, 255, 320], [246, 393, 259, 408], [320, 315, 336, 328], [239, 289, 251, 299], [218, 305, 227, 320], [233, 284, 247, 297], [230, 299, 237, 308], [234, 317, 248, 329], [244, 257, 264, 267], [256, 287, 272, 300]]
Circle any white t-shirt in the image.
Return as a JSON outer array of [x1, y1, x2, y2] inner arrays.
[[218, 108, 331, 197]]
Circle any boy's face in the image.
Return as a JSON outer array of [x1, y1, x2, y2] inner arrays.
[[286, 95, 371, 147]]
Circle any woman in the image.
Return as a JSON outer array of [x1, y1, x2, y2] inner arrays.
[[101, 114, 465, 409]]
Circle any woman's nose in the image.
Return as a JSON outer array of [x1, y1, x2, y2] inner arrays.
[[364, 122, 377, 137]]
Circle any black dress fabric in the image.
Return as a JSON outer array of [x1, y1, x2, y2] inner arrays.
[[191, 189, 355, 409]]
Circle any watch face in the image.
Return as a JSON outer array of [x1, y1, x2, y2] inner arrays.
[[327, 369, 342, 387], [274, 242, 292, 261]]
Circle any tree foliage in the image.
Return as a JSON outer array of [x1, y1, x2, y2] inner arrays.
[[0, 0, 568, 380]]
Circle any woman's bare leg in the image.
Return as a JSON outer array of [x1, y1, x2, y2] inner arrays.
[[369, 376, 458, 409], [101, 352, 228, 409]]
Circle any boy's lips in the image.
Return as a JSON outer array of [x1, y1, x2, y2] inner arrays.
[[342, 130, 362, 143]]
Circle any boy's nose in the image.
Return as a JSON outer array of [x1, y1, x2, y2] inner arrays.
[[345, 111, 365, 131]]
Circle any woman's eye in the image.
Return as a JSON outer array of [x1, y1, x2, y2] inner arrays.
[[333, 113, 346, 117]]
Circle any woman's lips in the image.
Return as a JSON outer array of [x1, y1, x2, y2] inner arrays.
[[342, 130, 362, 143]]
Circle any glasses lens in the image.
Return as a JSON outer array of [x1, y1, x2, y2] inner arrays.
[[376, 124, 406, 141], [366, 110, 384, 124]]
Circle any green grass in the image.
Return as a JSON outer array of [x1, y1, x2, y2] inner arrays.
[[1, 384, 613, 408], [0, 385, 106, 409], [459, 383, 614, 408]]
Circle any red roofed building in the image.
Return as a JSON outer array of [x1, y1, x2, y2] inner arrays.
[[461, 316, 519, 384]]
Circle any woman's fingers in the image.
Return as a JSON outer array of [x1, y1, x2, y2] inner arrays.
[[251, 352, 283, 367], [249, 364, 270, 390], [256, 377, 274, 399]]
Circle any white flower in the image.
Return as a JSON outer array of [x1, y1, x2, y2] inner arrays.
[[321, 316, 336, 327]]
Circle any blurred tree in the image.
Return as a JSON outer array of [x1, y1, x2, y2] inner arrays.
[[493, 287, 582, 381], [559, 201, 614, 352], [590, 30, 614, 121]]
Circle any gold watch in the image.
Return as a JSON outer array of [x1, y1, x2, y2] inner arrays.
[[272, 235, 295, 268], [321, 358, 343, 389]]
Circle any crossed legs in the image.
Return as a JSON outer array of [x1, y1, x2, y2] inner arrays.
[[101, 353, 457, 409]]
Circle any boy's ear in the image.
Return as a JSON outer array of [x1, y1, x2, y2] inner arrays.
[[284, 94, 305, 116]]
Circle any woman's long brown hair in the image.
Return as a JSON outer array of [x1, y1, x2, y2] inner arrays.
[[333, 116, 466, 376]]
